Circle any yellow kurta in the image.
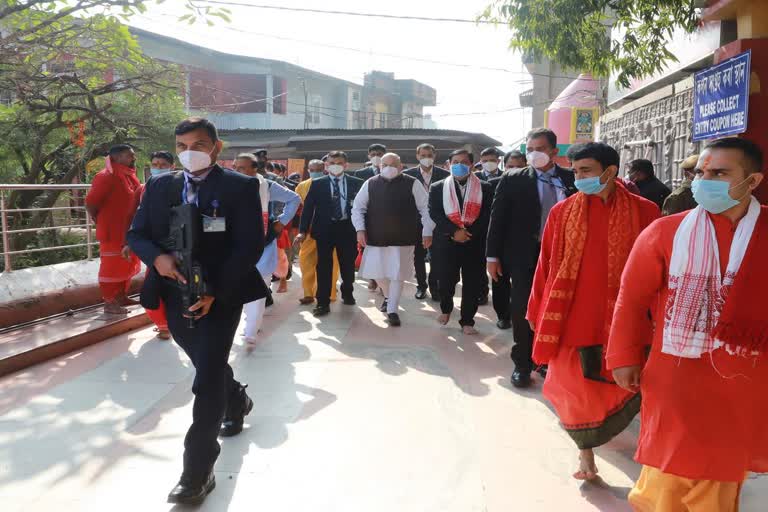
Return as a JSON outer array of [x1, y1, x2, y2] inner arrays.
[[296, 179, 340, 300]]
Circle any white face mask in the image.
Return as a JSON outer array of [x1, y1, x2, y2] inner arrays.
[[482, 161, 499, 173], [419, 158, 434, 168], [370, 155, 382, 167], [527, 151, 550, 170], [178, 149, 214, 173], [380, 166, 400, 180], [327, 164, 345, 176]]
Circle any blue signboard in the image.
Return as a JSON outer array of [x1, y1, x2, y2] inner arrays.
[[693, 50, 751, 141]]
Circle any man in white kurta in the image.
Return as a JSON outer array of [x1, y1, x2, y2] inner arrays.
[[352, 153, 434, 326]]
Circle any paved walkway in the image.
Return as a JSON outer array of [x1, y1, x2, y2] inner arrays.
[[1, 274, 766, 511]]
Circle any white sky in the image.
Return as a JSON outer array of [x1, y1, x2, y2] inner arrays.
[[129, 0, 532, 147]]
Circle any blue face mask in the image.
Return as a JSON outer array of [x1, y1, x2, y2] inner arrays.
[[309, 171, 324, 179], [574, 169, 610, 195], [691, 178, 749, 214], [150, 168, 170, 176], [450, 163, 470, 178]]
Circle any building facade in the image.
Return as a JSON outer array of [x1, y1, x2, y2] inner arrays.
[[132, 29, 436, 132]]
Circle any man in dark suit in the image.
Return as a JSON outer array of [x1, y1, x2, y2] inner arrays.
[[486, 127, 577, 388], [353, 143, 386, 181], [127, 118, 268, 505], [430, 149, 494, 334], [404, 143, 449, 300], [628, 158, 672, 210], [296, 150, 364, 317], [473, 147, 504, 305]]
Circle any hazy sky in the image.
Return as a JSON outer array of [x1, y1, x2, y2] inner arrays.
[[130, 0, 533, 147]]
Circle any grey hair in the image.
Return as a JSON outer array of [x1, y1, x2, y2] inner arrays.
[[308, 159, 324, 167], [381, 152, 401, 166]]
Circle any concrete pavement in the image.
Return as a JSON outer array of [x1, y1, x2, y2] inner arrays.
[[1, 274, 766, 511]]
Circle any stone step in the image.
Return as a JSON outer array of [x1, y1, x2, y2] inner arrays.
[[0, 304, 151, 377]]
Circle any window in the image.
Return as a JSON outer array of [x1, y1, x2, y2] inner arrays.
[[188, 70, 267, 113]]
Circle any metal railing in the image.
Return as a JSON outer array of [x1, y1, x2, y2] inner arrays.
[[0, 184, 96, 272]]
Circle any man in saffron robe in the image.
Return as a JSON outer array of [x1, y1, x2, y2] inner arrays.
[[608, 137, 768, 511], [86, 144, 142, 314], [527, 142, 659, 480]]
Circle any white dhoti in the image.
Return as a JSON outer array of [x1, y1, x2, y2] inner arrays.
[[359, 245, 413, 313]]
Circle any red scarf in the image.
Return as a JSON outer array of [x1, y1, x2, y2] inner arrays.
[[533, 182, 641, 362], [442, 173, 483, 228]]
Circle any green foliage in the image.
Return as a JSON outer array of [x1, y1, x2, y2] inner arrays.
[[480, 0, 700, 88]]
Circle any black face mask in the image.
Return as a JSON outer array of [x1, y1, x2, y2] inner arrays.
[[256, 161, 266, 170]]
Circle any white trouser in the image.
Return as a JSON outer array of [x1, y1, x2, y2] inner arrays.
[[243, 269, 273, 340], [379, 279, 403, 314]]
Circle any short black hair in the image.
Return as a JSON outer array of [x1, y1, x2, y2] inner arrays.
[[327, 150, 348, 162], [629, 159, 655, 177], [705, 137, 764, 174], [481, 147, 501, 158], [565, 143, 586, 162], [108, 144, 133, 157], [570, 142, 620, 170], [416, 143, 436, 154], [368, 143, 386, 153], [504, 150, 526, 165], [150, 151, 174, 165], [175, 117, 218, 142], [253, 148, 267, 157], [526, 127, 557, 149], [449, 149, 474, 164]]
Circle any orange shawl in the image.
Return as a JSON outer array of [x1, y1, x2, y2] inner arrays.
[[533, 182, 641, 363]]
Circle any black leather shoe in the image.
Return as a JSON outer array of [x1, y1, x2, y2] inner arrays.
[[386, 313, 401, 327], [220, 384, 253, 437], [477, 295, 489, 306], [511, 369, 532, 388], [167, 472, 216, 505], [415, 288, 427, 300], [342, 296, 356, 306], [379, 299, 388, 313], [313, 305, 330, 317], [536, 365, 548, 379], [496, 319, 512, 330]]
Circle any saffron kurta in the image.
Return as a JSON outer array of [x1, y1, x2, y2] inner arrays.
[[296, 178, 340, 300], [86, 162, 141, 301], [527, 187, 659, 448], [607, 209, 768, 482]]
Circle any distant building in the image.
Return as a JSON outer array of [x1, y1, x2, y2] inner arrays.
[[132, 28, 436, 132], [519, 55, 581, 129]]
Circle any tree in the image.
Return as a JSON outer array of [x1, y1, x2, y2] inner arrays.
[[0, 0, 228, 256], [480, 0, 700, 88]]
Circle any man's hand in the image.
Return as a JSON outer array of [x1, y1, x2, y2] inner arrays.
[[613, 365, 642, 392], [357, 230, 367, 248], [487, 260, 503, 282], [452, 228, 472, 243], [185, 295, 215, 319], [423, 236, 433, 249], [121, 245, 132, 261], [154, 253, 187, 284], [273, 221, 285, 234], [528, 320, 535, 331]]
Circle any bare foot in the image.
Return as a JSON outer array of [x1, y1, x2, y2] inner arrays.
[[462, 325, 478, 335], [437, 313, 451, 325], [244, 336, 259, 353], [157, 329, 171, 340], [104, 302, 128, 315], [573, 449, 599, 481], [277, 280, 288, 293]]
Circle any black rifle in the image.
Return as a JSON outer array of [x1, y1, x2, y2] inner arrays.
[[168, 202, 206, 328]]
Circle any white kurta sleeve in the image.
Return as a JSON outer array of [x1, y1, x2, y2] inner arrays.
[[351, 179, 370, 232], [412, 180, 435, 237]]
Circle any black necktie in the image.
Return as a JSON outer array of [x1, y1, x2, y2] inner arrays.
[[332, 177, 343, 220]]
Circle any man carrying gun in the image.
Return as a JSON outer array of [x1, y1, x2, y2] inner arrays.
[[127, 118, 268, 505]]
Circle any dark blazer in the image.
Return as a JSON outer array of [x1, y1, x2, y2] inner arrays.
[[352, 166, 379, 181], [127, 166, 269, 309], [429, 178, 494, 249], [486, 164, 577, 273], [636, 176, 672, 210], [404, 166, 450, 189], [474, 169, 503, 183], [299, 173, 364, 241]]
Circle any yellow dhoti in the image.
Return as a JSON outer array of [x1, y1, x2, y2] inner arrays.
[[629, 466, 744, 512], [299, 235, 339, 301]]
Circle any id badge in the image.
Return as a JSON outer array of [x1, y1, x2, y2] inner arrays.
[[203, 215, 226, 233]]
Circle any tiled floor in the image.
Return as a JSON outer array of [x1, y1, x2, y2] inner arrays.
[[1, 275, 766, 511]]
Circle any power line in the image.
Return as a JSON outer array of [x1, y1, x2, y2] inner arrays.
[[195, 1, 496, 25]]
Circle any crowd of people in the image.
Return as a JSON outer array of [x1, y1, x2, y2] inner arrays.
[[82, 116, 768, 510]]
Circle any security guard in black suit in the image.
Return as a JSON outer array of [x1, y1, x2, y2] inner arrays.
[[352, 143, 387, 181], [128, 118, 268, 505]]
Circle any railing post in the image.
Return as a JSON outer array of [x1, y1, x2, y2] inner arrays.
[[85, 209, 93, 260], [0, 190, 12, 272]]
